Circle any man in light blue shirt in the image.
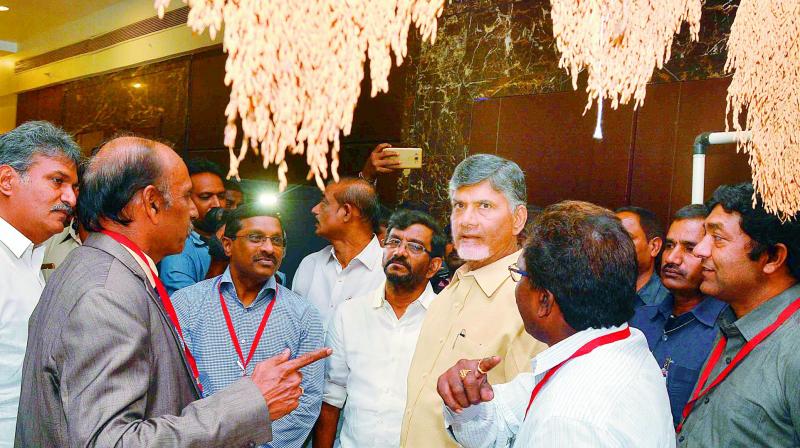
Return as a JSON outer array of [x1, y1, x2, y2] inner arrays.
[[173, 203, 324, 447], [160, 159, 226, 294]]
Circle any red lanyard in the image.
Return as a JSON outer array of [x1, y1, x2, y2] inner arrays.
[[524, 327, 631, 419], [218, 280, 278, 375], [100, 230, 203, 392], [677, 295, 800, 433]]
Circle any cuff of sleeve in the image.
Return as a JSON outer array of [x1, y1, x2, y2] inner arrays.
[[443, 402, 487, 427], [202, 377, 273, 445], [322, 381, 346, 408]]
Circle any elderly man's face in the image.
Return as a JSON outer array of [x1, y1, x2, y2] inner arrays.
[[161, 161, 198, 256], [451, 180, 524, 268], [311, 183, 346, 239], [8, 155, 78, 244]]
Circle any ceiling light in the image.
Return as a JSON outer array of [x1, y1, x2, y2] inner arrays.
[[131, 83, 142, 89], [258, 192, 279, 207], [0, 6, 10, 12]]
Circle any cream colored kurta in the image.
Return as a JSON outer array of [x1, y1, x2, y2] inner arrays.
[[400, 250, 548, 447]]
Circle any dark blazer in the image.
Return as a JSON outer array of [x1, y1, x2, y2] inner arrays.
[[15, 232, 272, 447]]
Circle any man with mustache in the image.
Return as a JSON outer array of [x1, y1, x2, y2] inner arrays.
[[677, 183, 800, 446], [629, 204, 727, 426], [160, 159, 228, 294], [292, 178, 385, 327], [616, 206, 669, 308], [172, 203, 324, 448], [0, 121, 80, 447], [401, 154, 548, 448], [17, 137, 330, 447], [313, 209, 444, 448]]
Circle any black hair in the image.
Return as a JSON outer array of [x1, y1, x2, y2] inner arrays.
[[673, 204, 709, 221], [386, 209, 446, 258], [78, 137, 169, 232], [186, 158, 225, 180], [331, 177, 380, 233], [615, 205, 665, 242], [525, 201, 636, 330], [224, 202, 286, 241], [706, 183, 800, 279], [377, 203, 393, 227], [224, 179, 244, 193]]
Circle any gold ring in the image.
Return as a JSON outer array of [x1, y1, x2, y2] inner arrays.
[[458, 369, 472, 379], [476, 359, 489, 375]]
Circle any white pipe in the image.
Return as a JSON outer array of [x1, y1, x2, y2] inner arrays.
[[691, 131, 752, 204], [692, 154, 706, 204]]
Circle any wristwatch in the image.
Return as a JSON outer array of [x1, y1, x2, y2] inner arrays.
[[358, 171, 377, 186]]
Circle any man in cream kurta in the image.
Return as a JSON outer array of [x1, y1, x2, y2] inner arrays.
[[400, 154, 548, 447]]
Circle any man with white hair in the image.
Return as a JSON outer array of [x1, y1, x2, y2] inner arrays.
[[400, 154, 548, 447]]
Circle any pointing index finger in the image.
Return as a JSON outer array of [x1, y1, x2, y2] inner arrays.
[[283, 347, 332, 371]]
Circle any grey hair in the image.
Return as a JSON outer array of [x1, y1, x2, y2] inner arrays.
[[448, 154, 527, 211], [0, 121, 81, 175]]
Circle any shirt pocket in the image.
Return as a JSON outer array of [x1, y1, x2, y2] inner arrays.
[[667, 364, 700, 422], [451, 331, 490, 361]]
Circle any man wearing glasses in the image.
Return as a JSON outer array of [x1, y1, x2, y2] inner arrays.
[[313, 209, 444, 447], [172, 203, 325, 448]]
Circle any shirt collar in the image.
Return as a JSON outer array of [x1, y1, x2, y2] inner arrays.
[[649, 293, 727, 328], [371, 281, 437, 309], [119, 245, 159, 288], [219, 267, 278, 308], [637, 272, 668, 306], [454, 250, 522, 298], [531, 323, 629, 377], [189, 231, 207, 247], [0, 215, 35, 258], [731, 283, 800, 341], [329, 235, 383, 271]]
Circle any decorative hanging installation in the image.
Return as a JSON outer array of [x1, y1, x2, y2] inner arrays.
[[549, 0, 702, 116], [725, 0, 800, 221], [155, 0, 444, 190]]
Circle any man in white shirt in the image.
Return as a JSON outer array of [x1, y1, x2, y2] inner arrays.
[[0, 121, 81, 447], [292, 178, 385, 325], [312, 209, 444, 447], [438, 201, 675, 447]]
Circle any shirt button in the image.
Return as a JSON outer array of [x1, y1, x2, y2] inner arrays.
[[678, 435, 685, 443], [703, 396, 710, 404], [247, 442, 256, 448], [438, 338, 444, 343], [662, 334, 668, 342], [725, 356, 732, 364]]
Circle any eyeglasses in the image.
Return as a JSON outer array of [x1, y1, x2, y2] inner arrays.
[[232, 233, 286, 247], [384, 237, 432, 256], [508, 263, 529, 282]]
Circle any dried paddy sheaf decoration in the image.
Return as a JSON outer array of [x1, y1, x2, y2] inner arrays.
[[550, 0, 701, 115], [155, 0, 444, 190], [725, 0, 800, 220]]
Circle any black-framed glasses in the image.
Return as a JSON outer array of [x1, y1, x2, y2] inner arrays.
[[508, 263, 529, 282], [232, 233, 286, 247], [384, 237, 432, 256]]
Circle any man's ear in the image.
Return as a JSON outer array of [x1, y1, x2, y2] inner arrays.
[[0, 165, 19, 197], [140, 185, 163, 225], [339, 203, 353, 223], [512, 204, 528, 237], [762, 243, 789, 275], [648, 236, 663, 258], [426, 256, 443, 279], [536, 288, 556, 319], [222, 235, 234, 258]]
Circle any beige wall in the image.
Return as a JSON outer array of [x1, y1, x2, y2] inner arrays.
[[0, 94, 17, 132]]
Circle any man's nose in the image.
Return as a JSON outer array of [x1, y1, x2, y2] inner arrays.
[[693, 234, 711, 259], [209, 196, 221, 209], [61, 185, 77, 208]]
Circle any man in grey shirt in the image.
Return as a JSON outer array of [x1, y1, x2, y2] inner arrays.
[[677, 182, 800, 446]]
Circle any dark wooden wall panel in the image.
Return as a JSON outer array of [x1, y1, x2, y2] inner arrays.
[[469, 77, 752, 227], [489, 90, 634, 209], [16, 85, 65, 127]]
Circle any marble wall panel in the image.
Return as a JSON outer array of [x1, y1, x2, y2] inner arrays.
[[399, 0, 737, 219]]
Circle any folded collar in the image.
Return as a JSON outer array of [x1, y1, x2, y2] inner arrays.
[[455, 250, 522, 298]]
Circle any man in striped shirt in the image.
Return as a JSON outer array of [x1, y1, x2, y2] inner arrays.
[[173, 203, 324, 448], [438, 201, 674, 447]]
